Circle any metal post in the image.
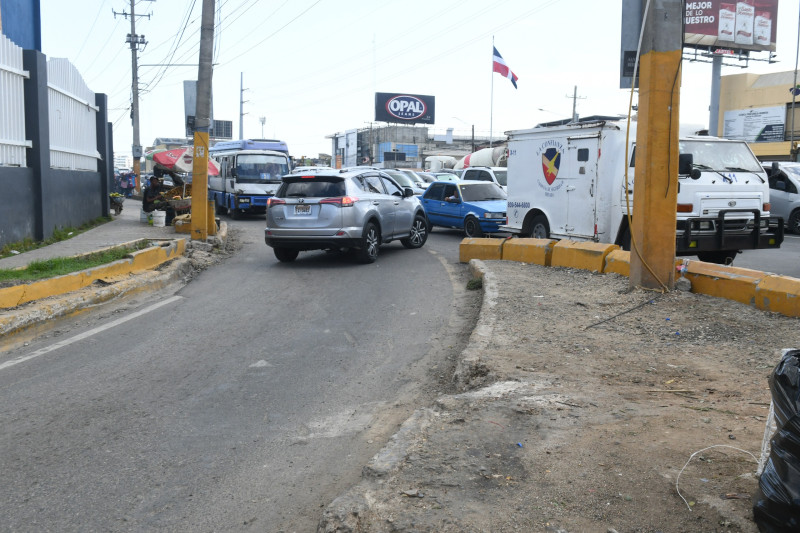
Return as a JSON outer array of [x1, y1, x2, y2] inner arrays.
[[709, 56, 721, 136]]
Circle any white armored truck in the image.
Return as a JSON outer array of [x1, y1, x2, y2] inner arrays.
[[502, 118, 783, 264]]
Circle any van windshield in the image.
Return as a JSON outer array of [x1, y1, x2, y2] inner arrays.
[[680, 140, 762, 173], [236, 154, 290, 183]]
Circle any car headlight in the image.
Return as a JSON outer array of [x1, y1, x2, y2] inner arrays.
[[484, 212, 504, 219]]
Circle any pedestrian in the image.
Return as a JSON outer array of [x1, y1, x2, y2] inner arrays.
[[119, 173, 129, 196], [126, 173, 136, 197]]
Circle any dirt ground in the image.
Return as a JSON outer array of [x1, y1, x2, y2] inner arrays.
[[319, 260, 800, 532]]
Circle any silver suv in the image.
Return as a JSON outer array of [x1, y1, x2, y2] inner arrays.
[[264, 168, 429, 263]]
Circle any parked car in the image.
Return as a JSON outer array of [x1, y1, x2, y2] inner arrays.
[[421, 180, 507, 237], [763, 161, 800, 234], [429, 172, 460, 183], [417, 171, 438, 183], [264, 167, 429, 263], [381, 170, 427, 195], [396, 169, 429, 189]]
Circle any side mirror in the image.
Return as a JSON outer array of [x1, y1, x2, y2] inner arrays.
[[771, 162, 780, 177], [678, 153, 693, 175], [229, 179, 235, 189], [230, 168, 237, 179], [403, 187, 415, 198], [776, 180, 787, 191]]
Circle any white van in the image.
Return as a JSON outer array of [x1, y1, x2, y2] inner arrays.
[[763, 161, 800, 234], [502, 119, 784, 264]]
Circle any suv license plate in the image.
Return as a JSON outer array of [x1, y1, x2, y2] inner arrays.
[[294, 204, 311, 215]]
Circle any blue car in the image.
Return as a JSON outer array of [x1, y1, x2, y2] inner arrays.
[[421, 180, 507, 237]]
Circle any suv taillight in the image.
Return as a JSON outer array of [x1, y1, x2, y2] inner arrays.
[[267, 197, 285, 208], [320, 196, 357, 207]]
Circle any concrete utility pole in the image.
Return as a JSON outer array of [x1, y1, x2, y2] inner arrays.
[[238, 72, 248, 140], [114, 0, 152, 193], [567, 86, 585, 122], [629, 0, 683, 291], [191, 0, 215, 241]]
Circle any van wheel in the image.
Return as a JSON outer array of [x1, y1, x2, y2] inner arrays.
[[789, 210, 800, 234], [620, 227, 631, 251], [274, 247, 299, 262], [697, 250, 738, 265], [215, 202, 226, 215], [229, 207, 243, 220], [356, 222, 380, 263], [531, 215, 550, 239], [464, 216, 483, 238]]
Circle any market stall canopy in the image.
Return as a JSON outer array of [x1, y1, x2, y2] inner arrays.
[[146, 147, 220, 176]]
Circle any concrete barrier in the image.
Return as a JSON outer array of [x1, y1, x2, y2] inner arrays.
[[459, 238, 504, 263], [604, 249, 631, 277], [755, 275, 800, 316], [502, 238, 555, 266], [551, 241, 620, 272], [684, 261, 768, 306], [0, 239, 186, 310]]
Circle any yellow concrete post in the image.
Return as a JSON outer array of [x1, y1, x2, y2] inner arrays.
[[191, 132, 209, 240], [629, 1, 682, 291]]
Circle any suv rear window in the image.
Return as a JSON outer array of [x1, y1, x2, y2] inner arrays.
[[279, 177, 345, 198]]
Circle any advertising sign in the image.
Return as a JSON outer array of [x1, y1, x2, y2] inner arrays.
[[684, 1, 778, 53], [723, 106, 785, 142], [375, 93, 435, 125]]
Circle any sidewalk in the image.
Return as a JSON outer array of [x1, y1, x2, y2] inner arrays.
[[0, 198, 174, 271]]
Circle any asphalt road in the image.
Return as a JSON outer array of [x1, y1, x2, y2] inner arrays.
[[729, 232, 800, 278], [0, 219, 476, 532]]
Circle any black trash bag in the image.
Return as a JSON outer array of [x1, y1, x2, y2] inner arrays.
[[754, 349, 800, 532]]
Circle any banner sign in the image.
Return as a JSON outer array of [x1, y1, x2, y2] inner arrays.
[[375, 93, 435, 124], [723, 106, 785, 142], [684, 0, 779, 53]]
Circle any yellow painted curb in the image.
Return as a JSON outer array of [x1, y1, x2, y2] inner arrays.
[[604, 249, 631, 276], [684, 261, 768, 306], [502, 238, 555, 266], [755, 275, 800, 317], [0, 239, 186, 310], [551, 241, 619, 272], [459, 238, 504, 263]]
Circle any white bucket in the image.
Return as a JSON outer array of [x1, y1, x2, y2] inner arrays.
[[140, 209, 149, 223], [152, 210, 166, 227]]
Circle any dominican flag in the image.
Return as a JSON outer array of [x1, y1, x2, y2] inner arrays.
[[492, 46, 518, 89]]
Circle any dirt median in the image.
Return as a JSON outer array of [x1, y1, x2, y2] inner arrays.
[[320, 260, 800, 532]]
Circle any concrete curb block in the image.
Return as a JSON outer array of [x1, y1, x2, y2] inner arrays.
[[458, 238, 800, 318], [0, 257, 192, 338], [452, 259, 498, 390], [0, 239, 186, 310]]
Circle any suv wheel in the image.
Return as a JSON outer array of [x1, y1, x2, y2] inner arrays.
[[356, 222, 380, 263], [401, 214, 428, 249], [274, 247, 299, 262]]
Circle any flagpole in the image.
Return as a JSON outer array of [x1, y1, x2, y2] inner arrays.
[[490, 36, 494, 149]]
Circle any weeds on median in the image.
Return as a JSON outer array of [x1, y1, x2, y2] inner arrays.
[[0, 241, 149, 284]]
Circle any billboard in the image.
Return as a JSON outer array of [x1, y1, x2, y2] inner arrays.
[[375, 93, 435, 125], [684, 1, 778, 53], [723, 106, 785, 142]]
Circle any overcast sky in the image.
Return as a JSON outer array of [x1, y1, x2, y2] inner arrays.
[[40, 0, 800, 160]]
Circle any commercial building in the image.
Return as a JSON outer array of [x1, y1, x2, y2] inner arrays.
[[719, 70, 800, 161], [327, 124, 501, 169]]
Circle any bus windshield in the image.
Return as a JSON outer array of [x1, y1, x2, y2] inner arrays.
[[236, 154, 290, 183]]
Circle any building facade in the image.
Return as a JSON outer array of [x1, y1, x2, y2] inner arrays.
[[719, 71, 800, 161]]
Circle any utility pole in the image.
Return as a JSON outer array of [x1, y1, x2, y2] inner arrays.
[[566, 86, 585, 123], [629, 0, 682, 291], [259, 116, 266, 138], [114, 1, 152, 193], [191, 0, 215, 240], [239, 72, 248, 140]]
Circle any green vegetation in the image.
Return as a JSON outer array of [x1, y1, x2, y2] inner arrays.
[[466, 277, 483, 290], [0, 216, 112, 260], [0, 241, 149, 283]]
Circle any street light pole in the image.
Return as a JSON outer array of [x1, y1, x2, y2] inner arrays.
[[259, 116, 266, 138]]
